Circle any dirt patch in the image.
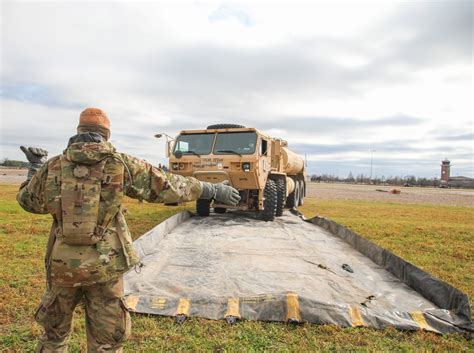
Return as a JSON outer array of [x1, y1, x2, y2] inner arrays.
[[3, 169, 472, 207], [0, 168, 27, 185], [306, 182, 474, 207]]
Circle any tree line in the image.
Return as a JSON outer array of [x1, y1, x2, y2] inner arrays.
[[0, 159, 29, 168], [310, 172, 442, 187]]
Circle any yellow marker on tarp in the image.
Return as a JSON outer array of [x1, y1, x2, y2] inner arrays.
[[349, 306, 367, 327], [176, 298, 191, 316], [286, 292, 301, 322], [124, 295, 139, 311], [151, 297, 167, 309], [410, 311, 436, 332], [225, 297, 241, 319]]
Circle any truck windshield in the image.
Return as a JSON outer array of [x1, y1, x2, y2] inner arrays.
[[214, 132, 257, 155], [174, 133, 215, 155]]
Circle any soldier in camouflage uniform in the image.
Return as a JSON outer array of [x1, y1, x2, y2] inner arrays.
[[17, 108, 240, 352]]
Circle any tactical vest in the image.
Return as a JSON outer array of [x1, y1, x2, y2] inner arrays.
[[45, 153, 124, 246]]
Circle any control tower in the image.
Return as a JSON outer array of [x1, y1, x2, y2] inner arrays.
[[441, 159, 450, 182]]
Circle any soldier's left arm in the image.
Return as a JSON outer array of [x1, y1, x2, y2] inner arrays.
[[17, 162, 49, 214], [119, 153, 202, 203]]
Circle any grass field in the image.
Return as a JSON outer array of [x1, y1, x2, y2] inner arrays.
[[0, 183, 473, 351]]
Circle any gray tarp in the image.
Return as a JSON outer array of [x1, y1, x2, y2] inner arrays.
[[124, 211, 472, 333]]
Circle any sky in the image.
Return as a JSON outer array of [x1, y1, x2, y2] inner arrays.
[[1, 0, 472, 179]]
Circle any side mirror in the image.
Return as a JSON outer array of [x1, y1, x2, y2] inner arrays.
[[174, 150, 183, 159]]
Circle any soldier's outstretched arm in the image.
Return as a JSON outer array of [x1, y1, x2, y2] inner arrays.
[[120, 153, 240, 205], [17, 161, 50, 214], [120, 153, 201, 203]]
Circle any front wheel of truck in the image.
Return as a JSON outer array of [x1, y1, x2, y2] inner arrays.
[[196, 199, 211, 216], [260, 179, 277, 222], [214, 207, 227, 214], [276, 178, 286, 217]]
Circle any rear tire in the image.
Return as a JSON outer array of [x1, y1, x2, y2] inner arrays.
[[276, 178, 286, 217], [294, 183, 300, 208], [298, 181, 305, 206], [286, 178, 300, 209], [214, 207, 227, 214], [260, 179, 277, 222], [196, 199, 211, 216]]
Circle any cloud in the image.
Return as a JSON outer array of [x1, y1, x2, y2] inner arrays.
[[0, 82, 82, 109], [254, 114, 423, 134], [1, 1, 472, 177], [208, 3, 255, 27], [291, 140, 469, 156], [381, 1, 473, 65], [439, 133, 474, 142]]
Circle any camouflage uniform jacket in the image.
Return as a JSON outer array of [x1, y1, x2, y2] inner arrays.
[[17, 141, 202, 287]]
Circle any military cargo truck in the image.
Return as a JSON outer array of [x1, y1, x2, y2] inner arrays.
[[163, 124, 306, 221]]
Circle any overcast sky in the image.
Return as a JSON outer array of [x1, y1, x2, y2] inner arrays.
[[1, 0, 472, 178]]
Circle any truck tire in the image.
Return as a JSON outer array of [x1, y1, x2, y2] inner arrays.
[[286, 179, 300, 209], [275, 178, 286, 217], [196, 199, 211, 216], [298, 180, 305, 206], [206, 124, 245, 129], [214, 207, 227, 214], [260, 179, 277, 221]]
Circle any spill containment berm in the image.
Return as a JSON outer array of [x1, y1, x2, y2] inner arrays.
[[124, 211, 472, 333]]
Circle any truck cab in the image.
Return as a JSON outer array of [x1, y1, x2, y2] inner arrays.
[[165, 124, 306, 221]]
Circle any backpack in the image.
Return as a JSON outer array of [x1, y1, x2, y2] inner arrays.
[[45, 149, 124, 246]]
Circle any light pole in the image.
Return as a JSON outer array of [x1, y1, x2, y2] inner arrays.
[[369, 149, 376, 183]]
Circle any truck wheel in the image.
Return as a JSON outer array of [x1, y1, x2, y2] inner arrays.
[[214, 207, 227, 214], [276, 178, 286, 217], [298, 181, 305, 206], [196, 199, 211, 216], [206, 124, 245, 129], [286, 179, 300, 209], [260, 179, 277, 221]]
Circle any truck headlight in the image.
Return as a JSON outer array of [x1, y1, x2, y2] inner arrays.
[[242, 162, 251, 172], [172, 163, 179, 170]]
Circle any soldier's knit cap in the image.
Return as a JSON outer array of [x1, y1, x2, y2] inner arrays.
[[78, 108, 110, 130]]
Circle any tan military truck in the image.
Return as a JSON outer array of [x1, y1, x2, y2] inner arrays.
[[162, 124, 306, 221]]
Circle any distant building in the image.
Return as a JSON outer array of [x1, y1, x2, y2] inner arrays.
[[448, 176, 474, 188], [440, 159, 450, 182], [440, 159, 474, 188]]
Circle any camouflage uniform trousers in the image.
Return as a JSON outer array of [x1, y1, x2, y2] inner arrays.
[[35, 277, 131, 353]]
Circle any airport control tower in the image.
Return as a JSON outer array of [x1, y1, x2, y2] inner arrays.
[[441, 159, 451, 182]]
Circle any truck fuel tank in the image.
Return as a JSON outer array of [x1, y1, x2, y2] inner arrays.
[[281, 147, 305, 175]]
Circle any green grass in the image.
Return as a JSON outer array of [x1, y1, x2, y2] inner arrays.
[[0, 184, 473, 351]]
